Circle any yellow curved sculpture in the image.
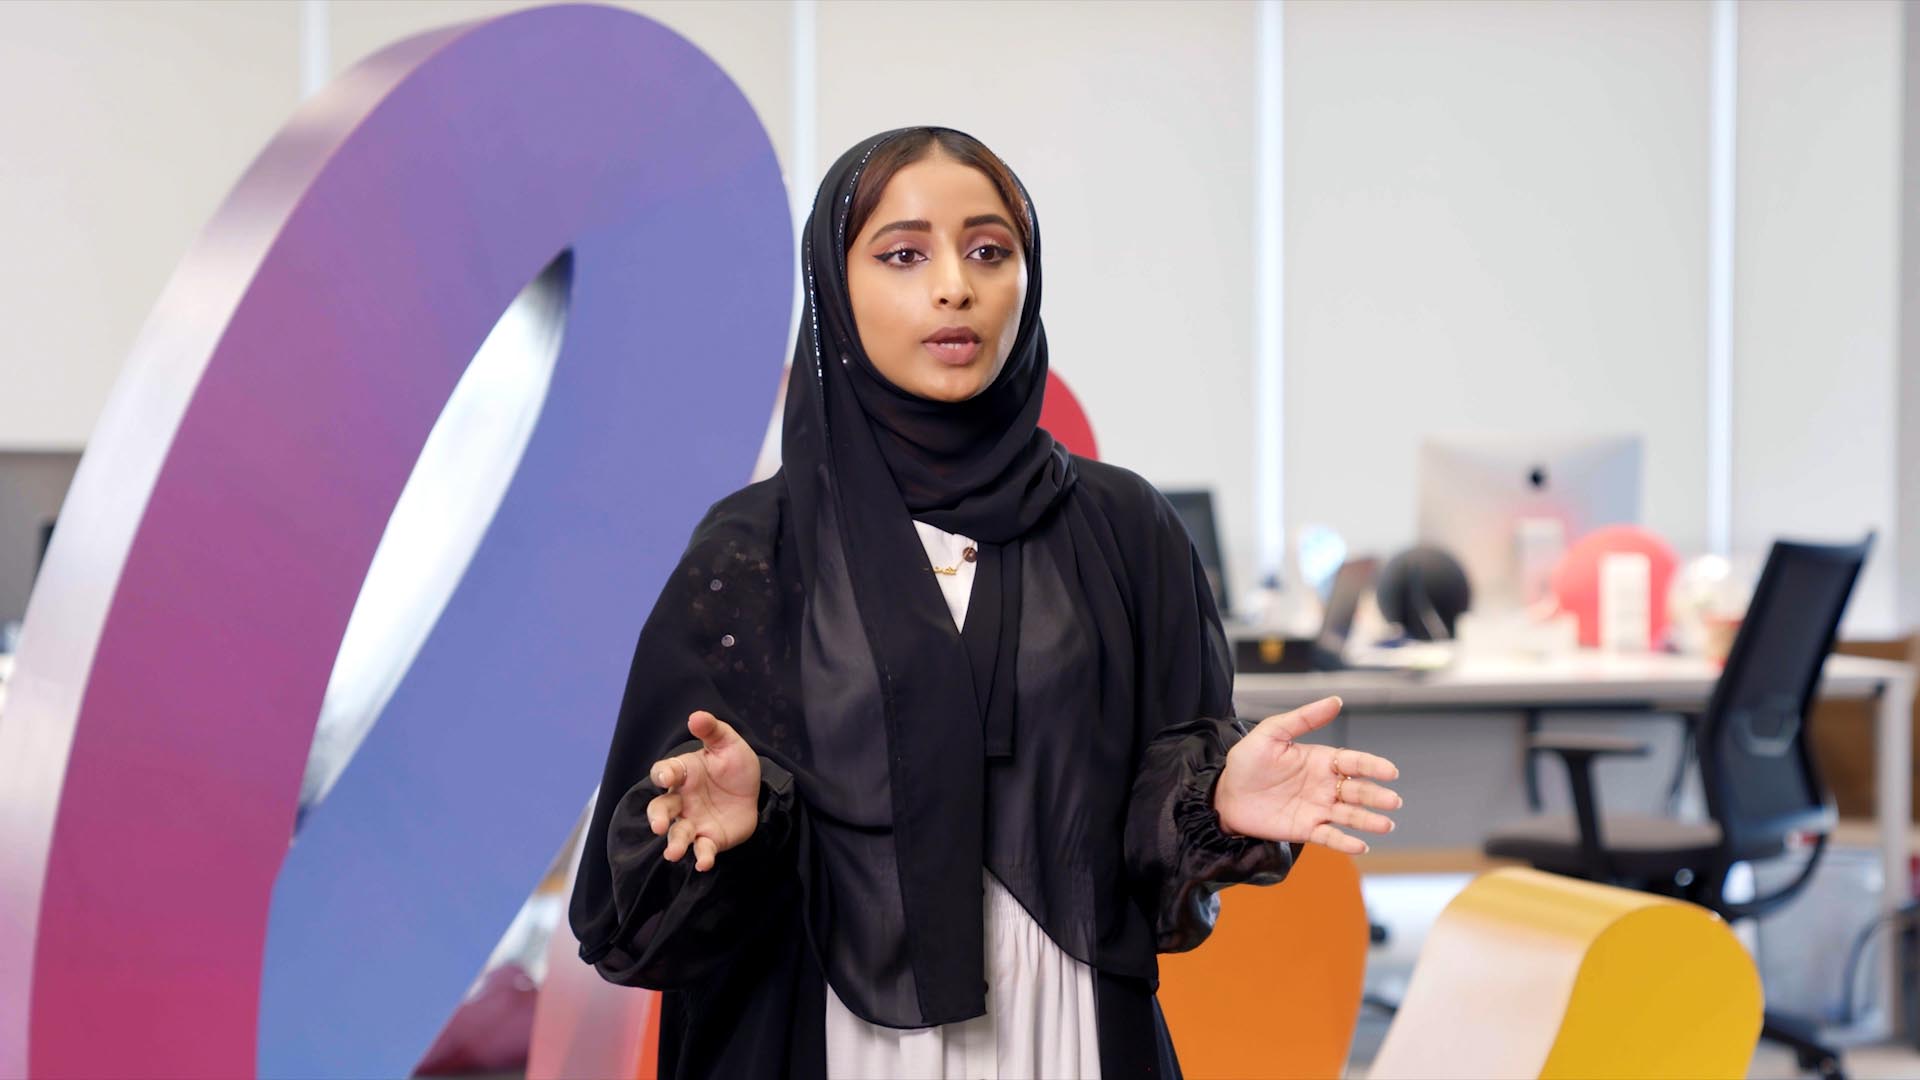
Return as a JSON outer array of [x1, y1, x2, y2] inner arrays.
[[1370, 867, 1762, 1079]]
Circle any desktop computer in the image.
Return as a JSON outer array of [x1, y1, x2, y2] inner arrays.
[[1417, 434, 1642, 613]]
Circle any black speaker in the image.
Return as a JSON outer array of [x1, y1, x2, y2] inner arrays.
[[1377, 545, 1471, 641]]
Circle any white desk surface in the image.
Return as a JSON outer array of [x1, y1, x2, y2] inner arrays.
[[1235, 650, 1912, 713]]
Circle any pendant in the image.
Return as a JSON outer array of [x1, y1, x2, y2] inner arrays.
[[929, 545, 975, 576]]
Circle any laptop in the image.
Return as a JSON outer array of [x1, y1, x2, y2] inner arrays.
[[1234, 557, 1448, 674], [1307, 557, 1382, 671]]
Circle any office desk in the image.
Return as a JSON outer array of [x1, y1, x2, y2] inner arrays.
[[1235, 650, 1918, 1036]]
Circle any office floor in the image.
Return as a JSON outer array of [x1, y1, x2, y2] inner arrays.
[[1345, 1031, 1920, 1078]]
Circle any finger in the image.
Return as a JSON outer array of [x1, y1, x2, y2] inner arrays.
[[647, 793, 682, 836], [650, 756, 687, 791], [1332, 747, 1400, 782], [693, 835, 718, 872], [1311, 821, 1370, 855], [1332, 802, 1397, 835], [1262, 697, 1343, 742], [664, 818, 696, 862], [1337, 778, 1404, 812], [687, 710, 739, 753]]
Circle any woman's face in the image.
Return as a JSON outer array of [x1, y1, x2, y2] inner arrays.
[[846, 151, 1027, 403]]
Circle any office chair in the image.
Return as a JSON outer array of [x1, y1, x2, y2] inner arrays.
[[1484, 534, 1875, 1080]]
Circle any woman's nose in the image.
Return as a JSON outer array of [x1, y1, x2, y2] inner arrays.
[[932, 256, 973, 309]]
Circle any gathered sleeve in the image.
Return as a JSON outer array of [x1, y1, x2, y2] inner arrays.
[[568, 481, 813, 988], [1117, 479, 1298, 953], [584, 749, 801, 987]]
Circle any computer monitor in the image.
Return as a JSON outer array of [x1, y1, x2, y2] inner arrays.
[[1417, 435, 1642, 612], [36, 518, 55, 579], [1163, 488, 1232, 618], [0, 451, 81, 623]]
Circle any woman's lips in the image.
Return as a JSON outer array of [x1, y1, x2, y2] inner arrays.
[[922, 338, 982, 366]]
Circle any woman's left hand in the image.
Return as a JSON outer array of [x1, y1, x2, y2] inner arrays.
[[1213, 696, 1403, 854]]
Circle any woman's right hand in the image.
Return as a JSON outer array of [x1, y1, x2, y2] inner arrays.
[[646, 710, 761, 871]]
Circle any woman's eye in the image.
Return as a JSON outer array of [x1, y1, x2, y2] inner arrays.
[[970, 244, 1013, 263], [877, 249, 924, 267]]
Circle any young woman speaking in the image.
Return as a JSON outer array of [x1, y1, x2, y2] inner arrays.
[[570, 126, 1403, 1078]]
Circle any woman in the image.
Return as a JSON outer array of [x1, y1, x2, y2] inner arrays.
[[568, 126, 1403, 1078]]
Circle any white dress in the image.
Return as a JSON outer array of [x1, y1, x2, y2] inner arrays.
[[821, 521, 1105, 1079]]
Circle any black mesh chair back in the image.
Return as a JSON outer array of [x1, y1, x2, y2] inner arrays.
[[1698, 535, 1872, 859]]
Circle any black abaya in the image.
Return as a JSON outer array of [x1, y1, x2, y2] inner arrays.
[[576, 464, 1295, 1076]]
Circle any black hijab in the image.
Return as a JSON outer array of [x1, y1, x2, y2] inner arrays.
[[788, 129, 1073, 543]]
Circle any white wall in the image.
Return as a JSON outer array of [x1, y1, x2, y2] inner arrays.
[[1733, 0, 1904, 636], [1283, 0, 1713, 574], [1282, 0, 1907, 637], [1, 0, 1912, 636], [0, 0, 298, 450]]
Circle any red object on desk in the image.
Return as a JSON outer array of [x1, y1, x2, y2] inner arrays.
[[1551, 525, 1679, 649]]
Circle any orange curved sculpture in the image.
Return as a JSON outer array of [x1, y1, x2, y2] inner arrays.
[[1156, 846, 1370, 1078]]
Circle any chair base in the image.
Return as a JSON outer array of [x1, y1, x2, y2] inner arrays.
[[1763, 1010, 1847, 1079]]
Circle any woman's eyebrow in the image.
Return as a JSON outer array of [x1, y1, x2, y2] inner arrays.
[[870, 219, 931, 240], [869, 214, 1017, 241], [962, 213, 1016, 232]]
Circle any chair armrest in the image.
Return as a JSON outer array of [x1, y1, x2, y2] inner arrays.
[[1527, 733, 1651, 760], [1527, 733, 1647, 883]]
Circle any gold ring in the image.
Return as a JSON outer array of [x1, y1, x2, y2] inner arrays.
[[1335, 774, 1348, 804]]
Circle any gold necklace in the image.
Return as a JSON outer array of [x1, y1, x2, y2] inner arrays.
[[930, 545, 977, 576]]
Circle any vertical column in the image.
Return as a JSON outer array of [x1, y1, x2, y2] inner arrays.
[[1900, 2, 1920, 631], [300, 0, 330, 100], [1707, 0, 1737, 559], [1255, 0, 1285, 585]]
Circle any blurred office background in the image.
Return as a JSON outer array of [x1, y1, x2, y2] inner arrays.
[[3, 1, 1919, 1076], [3, 0, 1916, 639]]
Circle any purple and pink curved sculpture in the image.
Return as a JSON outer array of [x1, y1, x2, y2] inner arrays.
[[0, 6, 790, 1076]]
